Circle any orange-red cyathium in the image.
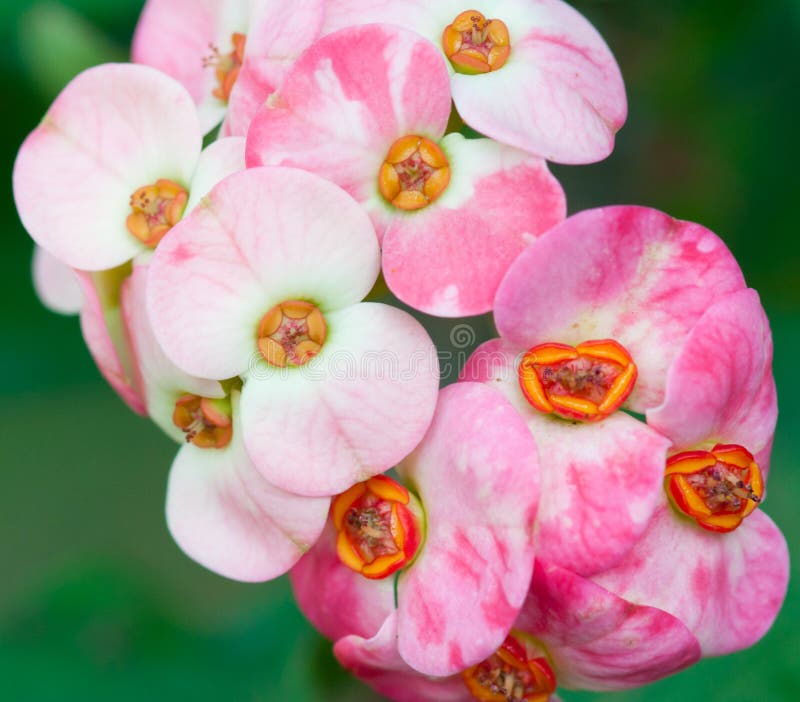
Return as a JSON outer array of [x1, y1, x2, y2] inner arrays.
[[204, 32, 247, 102], [518, 339, 637, 422], [665, 443, 763, 533], [332, 475, 422, 580], [126, 179, 188, 248], [173, 393, 233, 449], [379, 135, 451, 211], [442, 10, 511, 75], [463, 634, 556, 701], [257, 300, 327, 368]]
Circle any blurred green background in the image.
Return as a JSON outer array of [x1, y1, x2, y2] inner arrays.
[[1, 1, 797, 700]]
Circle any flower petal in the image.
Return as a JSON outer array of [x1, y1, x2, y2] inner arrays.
[[462, 340, 670, 576], [245, 23, 452, 240], [13, 63, 202, 270], [382, 134, 565, 317], [147, 167, 379, 379], [395, 382, 539, 676], [494, 206, 747, 411], [290, 523, 395, 642], [593, 506, 790, 657], [450, 0, 627, 163], [240, 302, 439, 496], [647, 288, 777, 471], [516, 560, 700, 690], [32, 246, 82, 315], [166, 392, 330, 582], [322, 0, 459, 38], [185, 136, 246, 213]]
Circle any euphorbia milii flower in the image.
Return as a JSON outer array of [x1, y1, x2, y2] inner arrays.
[[32, 246, 81, 316], [462, 206, 748, 576], [132, 0, 325, 136], [322, 0, 627, 164], [332, 560, 700, 701], [590, 288, 789, 657], [120, 263, 329, 581], [246, 24, 566, 317], [292, 383, 540, 676], [147, 166, 439, 497]]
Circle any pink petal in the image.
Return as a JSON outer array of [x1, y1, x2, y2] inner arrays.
[[593, 506, 790, 657], [395, 382, 539, 676], [32, 246, 82, 315], [166, 392, 330, 582], [322, 0, 453, 37], [13, 64, 202, 270], [290, 524, 395, 642], [184, 136, 245, 213], [245, 23, 452, 240], [335, 613, 473, 702], [462, 340, 670, 576], [450, 0, 627, 163], [383, 135, 566, 317], [240, 302, 439, 497], [516, 560, 700, 690], [147, 167, 379, 380], [647, 288, 777, 471], [494, 206, 747, 412], [77, 270, 146, 415]]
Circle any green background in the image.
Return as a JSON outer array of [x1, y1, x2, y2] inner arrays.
[[1, 1, 797, 700]]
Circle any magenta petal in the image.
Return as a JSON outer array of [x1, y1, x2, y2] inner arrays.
[[240, 302, 439, 497], [383, 135, 566, 317], [290, 524, 395, 642], [395, 383, 539, 676], [32, 246, 82, 315], [495, 206, 747, 411], [593, 506, 790, 657], [517, 561, 700, 690], [647, 288, 776, 470], [166, 393, 330, 582]]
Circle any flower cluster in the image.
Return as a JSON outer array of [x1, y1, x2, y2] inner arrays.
[[13, 1, 788, 701]]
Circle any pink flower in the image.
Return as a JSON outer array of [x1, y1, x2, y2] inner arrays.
[[132, 0, 325, 136], [462, 206, 748, 576], [246, 24, 566, 317], [333, 560, 699, 701], [590, 289, 789, 657], [146, 166, 439, 497], [291, 383, 540, 676], [322, 0, 627, 164], [13, 64, 248, 272], [120, 263, 329, 581]]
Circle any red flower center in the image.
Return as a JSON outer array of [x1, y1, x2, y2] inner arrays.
[[126, 179, 188, 248], [257, 300, 327, 368], [379, 135, 451, 211], [172, 394, 232, 449], [442, 10, 511, 75], [203, 32, 247, 103]]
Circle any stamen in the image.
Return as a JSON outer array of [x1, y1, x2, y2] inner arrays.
[[378, 135, 451, 211], [203, 32, 247, 103], [443, 11, 511, 75], [172, 394, 232, 449], [126, 179, 188, 248], [257, 300, 327, 367]]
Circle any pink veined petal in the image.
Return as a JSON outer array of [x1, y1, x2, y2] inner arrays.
[[494, 206, 747, 412], [592, 506, 790, 658], [185, 136, 245, 213], [290, 523, 395, 642], [322, 0, 459, 39], [13, 63, 202, 270], [222, 0, 325, 137], [120, 264, 226, 442], [450, 0, 627, 163], [77, 270, 146, 415], [516, 560, 701, 691], [382, 134, 565, 317], [147, 167, 379, 380], [166, 392, 330, 582], [240, 302, 439, 497], [462, 341, 670, 576], [647, 289, 777, 471], [245, 23, 452, 240], [334, 613, 474, 702], [32, 246, 82, 315], [395, 382, 540, 676]]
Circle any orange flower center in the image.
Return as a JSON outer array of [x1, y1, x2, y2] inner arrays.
[[518, 340, 637, 422], [378, 135, 451, 211], [332, 475, 422, 580], [126, 178, 188, 248], [204, 32, 247, 102], [463, 635, 556, 702], [257, 301, 327, 368], [442, 10, 511, 74], [172, 394, 232, 449], [665, 444, 763, 533]]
